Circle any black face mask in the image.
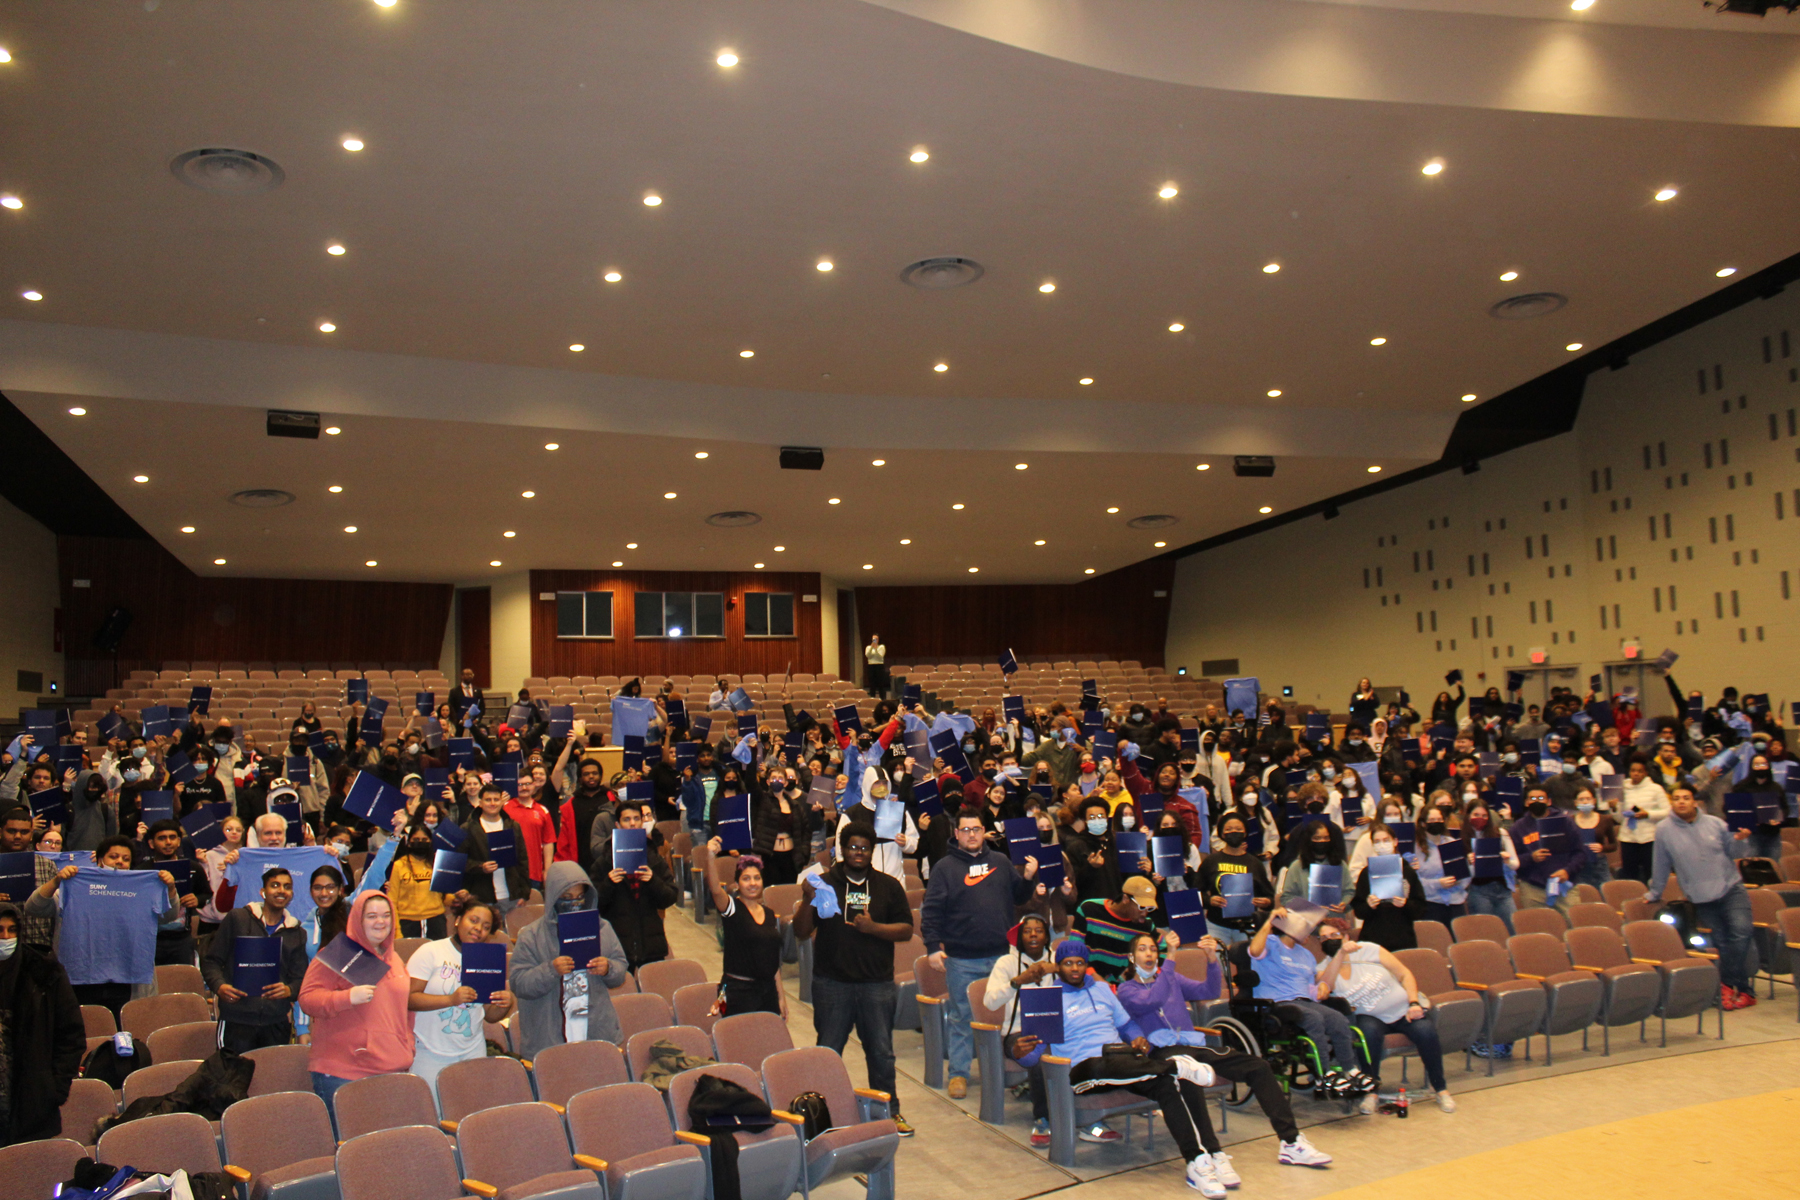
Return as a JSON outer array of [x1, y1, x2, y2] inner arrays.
[[381, 755, 398, 769], [1306, 801, 1326, 814], [1425, 821, 1447, 836], [1220, 830, 1247, 848], [1527, 801, 1550, 817], [1320, 938, 1343, 957], [409, 841, 432, 859]]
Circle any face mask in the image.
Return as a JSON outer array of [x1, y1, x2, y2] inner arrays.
[[1503, 752, 1519, 764], [1037, 823, 1054, 839], [554, 893, 586, 914], [194, 761, 212, 776], [1527, 801, 1550, 816], [1081, 762, 1097, 774], [1425, 820, 1446, 835], [409, 841, 432, 858], [0, 938, 15, 960], [131, 746, 147, 759], [1753, 740, 1769, 751], [1320, 938, 1343, 957], [1120, 815, 1136, 830], [1085, 818, 1107, 836], [1241, 792, 1259, 806], [329, 842, 349, 857], [1136, 963, 1158, 981], [962, 741, 976, 753], [1348, 738, 1364, 746], [1227, 762, 1243, 777], [1342, 778, 1359, 793], [1306, 801, 1325, 814], [123, 768, 140, 783], [1321, 767, 1337, 781], [1576, 801, 1595, 813], [1221, 830, 1247, 847], [1309, 840, 1330, 855], [1469, 814, 1489, 829], [1372, 840, 1395, 854], [981, 769, 997, 781], [406, 743, 420, 756], [212, 742, 231, 757]]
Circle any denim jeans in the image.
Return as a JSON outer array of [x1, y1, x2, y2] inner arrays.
[[1745, 828, 1784, 864], [1273, 999, 1358, 1071], [1353, 1011, 1447, 1092], [1692, 884, 1755, 992], [1573, 857, 1613, 891], [1465, 880, 1515, 933], [943, 954, 1000, 1081], [310, 1072, 353, 1136], [812, 975, 900, 1111]]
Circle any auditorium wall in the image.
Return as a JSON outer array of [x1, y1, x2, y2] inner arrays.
[[1165, 286, 1800, 720], [0, 498, 64, 711]]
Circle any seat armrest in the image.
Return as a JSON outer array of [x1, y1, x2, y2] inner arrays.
[[519, 1059, 532, 1070], [1513, 972, 1546, 981], [545, 1101, 565, 1115], [674, 1130, 711, 1146], [770, 1110, 807, 1125], [463, 1180, 498, 1198], [1041, 1055, 1072, 1066], [918, 994, 945, 1006], [1456, 981, 1488, 991], [440, 1119, 460, 1134], [1195, 1026, 1223, 1035], [223, 1165, 252, 1183], [1688, 950, 1719, 960], [1572, 964, 1609, 972], [970, 1021, 1000, 1031], [1630, 957, 1663, 965], [853, 1087, 892, 1103], [572, 1154, 609, 1172]]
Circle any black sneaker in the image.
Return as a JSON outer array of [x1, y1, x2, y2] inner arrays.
[[1341, 1069, 1377, 1095]]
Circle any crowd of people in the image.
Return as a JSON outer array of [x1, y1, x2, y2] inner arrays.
[[0, 659, 1790, 1195]]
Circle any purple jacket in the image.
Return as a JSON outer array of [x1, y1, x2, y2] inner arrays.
[[1114, 958, 1224, 1041]]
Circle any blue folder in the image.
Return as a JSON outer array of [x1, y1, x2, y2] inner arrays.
[[430, 850, 468, 894], [461, 941, 507, 1003], [1220, 872, 1255, 919], [1115, 831, 1148, 874], [1020, 986, 1064, 1044], [557, 908, 602, 967], [612, 828, 648, 873], [485, 827, 517, 870], [715, 795, 752, 851], [1367, 855, 1404, 900], [1308, 863, 1344, 907], [233, 935, 283, 993], [1152, 836, 1186, 881], [138, 791, 176, 825], [1165, 888, 1206, 944]]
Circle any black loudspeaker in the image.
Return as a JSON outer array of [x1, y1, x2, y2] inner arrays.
[[92, 606, 132, 653]]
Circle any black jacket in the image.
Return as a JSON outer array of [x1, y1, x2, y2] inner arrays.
[[463, 817, 530, 904], [200, 904, 310, 1028], [0, 917, 86, 1143], [590, 840, 680, 968], [450, 684, 485, 723]]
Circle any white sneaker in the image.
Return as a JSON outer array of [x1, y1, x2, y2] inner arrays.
[[1172, 1055, 1217, 1089], [1210, 1151, 1241, 1188], [1357, 1092, 1379, 1116], [1078, 1122, 1123, 1143], [1187, 1154, 1228, 1197], [1435, 1089, 1457, 1113], [1278, 1134, 1333, 1167]]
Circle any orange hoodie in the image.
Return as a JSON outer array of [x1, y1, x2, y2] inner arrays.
[[298, 890, 414, 1079]]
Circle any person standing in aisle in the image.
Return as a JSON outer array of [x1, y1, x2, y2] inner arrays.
[[864, 633, 888, 698]]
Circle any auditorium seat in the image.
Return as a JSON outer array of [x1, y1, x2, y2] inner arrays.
[[1507, 933, 1603, 1064], [245, 1043, 314, 1097], [0, 1138, 87, 1199], [436, 1055, 536, 1129], [1446, 940, 1547, 1075], [220, 1090, 339, 1200], [529, 1039, 628, 1109], [1450, 913, 1511, 945], [711, 1010, 794, 1069], [334, 1126, 460, 1200], [666, 1063, 802, 1200], [565, 1081, 708, 1200], [1412, 920, 1454, 956], [762, 1045, 899, 1200], [59, 1078, 119, 1148], [1621, 919, 1725, 1045], [672, 982, 720, 1034], [97, 1111, 222, 1177], [455, 1102, 605, 1200], [1570, 902, 1623, 934], [1512, 908, 1569, 938], [627, 1024, 714, 1081], [637, 958, 706, 1004], [146, 1021, 218, 1064], [332, 1072, 440, 1140], [613, 992, 674, 1042], [120, 993, 211, 1041], [1392, 948, 1483, 1063]]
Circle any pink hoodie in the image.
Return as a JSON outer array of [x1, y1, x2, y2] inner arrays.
[[298, 890, 414, 1079]]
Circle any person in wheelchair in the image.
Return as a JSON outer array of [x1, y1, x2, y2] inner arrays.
[[1115, 932, 1333, 1187], [1244, 907, 1375, 1099]]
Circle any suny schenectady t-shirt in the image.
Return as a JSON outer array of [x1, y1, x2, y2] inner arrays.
[[60, 866, 171, 986]]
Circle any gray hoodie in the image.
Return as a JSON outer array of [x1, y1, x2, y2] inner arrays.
[[509, 859, 629, 1060], [66, 770, 118, 853]]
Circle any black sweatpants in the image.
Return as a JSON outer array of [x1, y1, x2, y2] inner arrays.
[[1070, 1056, 1204, 1162], [1152, 1045, 1300, 1148]]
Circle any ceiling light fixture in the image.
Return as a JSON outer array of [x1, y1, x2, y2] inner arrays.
[[951, 503, 965, 510], [643, 193, 662, 206], [344, 525, 357, 533], [968, 567, 979, 573], [1034, 539, 1046, 546], [1421, 159, 1445, 176], [663, 491, 676, 499], [1261, 262, 1280, 274], [341, 137, 364, 152], [1038, 282, 1056, 293], [1259, 505, 1273, 514], [372, 0, 397, 8], [1566, 343, 1583, 351], [1369, 337, 1387, 346], [490, 560, 502, 566], [933, 362, 948, 372], [1154, 541, 1167, 548], [1158, 184, 1178, 199], [774, 545, 786, 551], [910, 147, 929, 163], [1196, 463, 1210, 471], [0, 195, 21, 210], [612, 560, 624, 567], [694, 451, 709, 459], [569, 343, 585, 352], [502, 530, 516, 538], [213, 558, 227, 565], [1084, 568, 1095, 575], [133, 475, 149, 483], [21, 290, 42, 301], [327, 243, 346, 255], [1014, 463, 1028, 470], [1367, 465, 1383, 473], [862, 564, 873, 570], [716, 50, 738, 66], [603, 270, 622, 283], [325, 426, 341, 435], [1267, 389, 1282, 398], [1571, 0, 1594, 8], [827, 497, 840, 505], [545, 442, 559, 450], [816, 260, 833, 272], [754, 562, 765, 569], [1654, 186, 1678, 202], [180, 526, 195, 534], [318, 321, 336, 332], [1079, 377, 1093, 385], [521, 490, 535, 498], [1168, 322, 1184, 332], [68, 407, 86, 416], [0, 48, 11, 63], [1461, 393, 1477, 403], [1500, 270, 1519, 282], [871, 459, 886, 466], [365, 560, 378, 567], [626, 542, 638, 549], [1106, 506, 1119, 514], [899, 538, 910, 545], [740, 349, 754, 358], [1715, 267, 1737, 278], [328, 485, 343, 493]]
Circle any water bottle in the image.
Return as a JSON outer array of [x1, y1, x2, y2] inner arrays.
[[1397, 1087, 1409, 1119]]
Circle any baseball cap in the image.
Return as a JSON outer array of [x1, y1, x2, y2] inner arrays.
[[1121, 877, 1158, 907]]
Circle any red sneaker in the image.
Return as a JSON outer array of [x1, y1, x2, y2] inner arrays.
[[1719, 985, 1739, 1009], [1735, 989, 1758, 1009]]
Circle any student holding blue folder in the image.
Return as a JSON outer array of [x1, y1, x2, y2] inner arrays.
[[459, 783, 529, 916], [1412, 801, 1471, 928], [1348, 823, 1425, 951], [1195, 814, 1273, 948], [201, 865, 311, 1052], [404, 901, 516, 1095]]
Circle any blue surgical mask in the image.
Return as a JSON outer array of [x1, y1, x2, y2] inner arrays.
[[0, 937, 15, 960], [212, 742, 231, 757], [1577, 801, 1595, 813], [1503, 752, 1519, 764], [123, 768, 140, 783], [1085, 818, 1107, 836], [1321, 767, 1337, 781], [1561, 762, 1577, 774], [131, 746, 147, 759], [1119, 815, 1136, 830]]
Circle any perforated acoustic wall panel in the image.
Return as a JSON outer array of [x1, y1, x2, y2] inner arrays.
[[1166, 286, 1799, 714]]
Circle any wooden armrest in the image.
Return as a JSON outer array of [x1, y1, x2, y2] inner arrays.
[[223, 1165, 252, 1183], [1514, 972, 1546, 981], [674, 1130, 712, 1146], [440, 1119, 460, 1134], [854, 1087, 892, 1104], [1689, 950, 1719, 960], [1195, 1026, 1223, 1036], [1456, 981, 1488, 991], [1786, 942, 1800, 950], [917, 994, 945, 1005], [519, 1059, 532, 1070], [1751, 920, 1774, 928], [1630, 957, 1663, 965], [572, 1154, 609, 1172], [1572, 964, 1608, 972], [462, 1180, 498, 1198], [1041, 1055, 1072, 1066], [545, 1101, 565, 1114], [769, 1110, 807, 1125], [970, 1021, 1000, 1032]]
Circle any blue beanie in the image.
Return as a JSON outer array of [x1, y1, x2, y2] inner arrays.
[[1054, 938, 1090, 963]]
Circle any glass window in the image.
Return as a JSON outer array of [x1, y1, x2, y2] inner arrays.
[[744, 592, 795, 637], [555, 592, 613, 638]]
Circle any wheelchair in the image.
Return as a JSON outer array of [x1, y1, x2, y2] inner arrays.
[[1197, 943, 1371, 1107]]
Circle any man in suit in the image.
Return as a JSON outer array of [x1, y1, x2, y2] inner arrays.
[[450, 668, 485, 725]]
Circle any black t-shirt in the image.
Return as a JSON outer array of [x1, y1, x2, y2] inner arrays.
[[811, 865, 912, 984], [720, 896, 785, 983]]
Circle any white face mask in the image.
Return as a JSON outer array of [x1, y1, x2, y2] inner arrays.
[[0, 937, 16, 960], [1372, 840, 1395, 854], [1120, 815, 1136, 830]]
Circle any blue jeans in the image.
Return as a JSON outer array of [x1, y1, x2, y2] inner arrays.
[[943, 954, 1000, 1081], [1273, 999, 1358, 1071], [1744, 828, 1784, 864], [311, 1072, 353, 1136], [1206, 921, 1249, 949], [1353, 1011, 1447, 1092], [1574, 856, 1613, 891], [1465, 881, 1515, 933], [813, 976, 900, 1111], [1692, 884, 1755, 992]]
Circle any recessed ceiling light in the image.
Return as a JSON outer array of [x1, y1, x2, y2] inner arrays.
[[1421, 159, 1444, 176], [663, 491, 676, 499], [967, 567, 979, 573], [1500, 270, 1519, 282], [816, 260, 833, 272], [365, 560, 378, 567], [1716, 267, 1737, 278], [328, 485, 343, 493], [1084, 568, 1095, 575], [1368, 465, 1383, 473], [1196, 463, 1211, 471], [521, 490, 535, 498], [754, 562, 765, 568], [625, 542, 638, 549], [1034, 539, 1046, 546], [910, 148, 929, 163], [68, 406, 86, 416], [318, 322, 336, 333], [871, 459, 886, 466], [341, 137, 364, 152], [569, 343, 585, 352], [716, 50, 738, 67], [325, 426, 341, 435], [490, 560, 502, 567], [132, 475, 149, 483], [1566, 343, 1583, 352], [1259, 506, 1273, 514], [933, 362, 948, 372], [545, 442, 559, 450], [1014, 463, 1028, 470], [1267, 389, 1282, 398], [951, 503, 965, 510], [344, 525, 358, 533], [774, 545, 786, 551], [0, 48, 11, 63], [1154, 541, 1167, 548], [502, 530, 516, 538], [643, 194, 662, 206], [899, 538, 911, 545], [180, 526, 195, 534], [1261, 262, 1280, 274], [372, 0, 396, 8], [694, 451, 709, 459], [1106, 506, 1119, 514], [213, 558, 227, 565], [1461, 393, 1477, 403], [603, 270, 622, 283], [21, 290, 42, 301], [828, 498, 840, 505], [1571, 0, 1594, 10], [326, 243, 346, 256], [1654, 186, 1678, 202], [1158, 184, 1178, 199], [1038, 282, 1056, 294], [1369, 337, 1387, 346], [1079, 377, 1093, 385], [612, 560, 624, 567], [862, 564, 873, 570], [0, 195, 21, 210], [1168, 322, 1184, 333]]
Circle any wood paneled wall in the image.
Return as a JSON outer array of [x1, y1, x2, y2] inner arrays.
[[529, 570, 823, 678], [58, 536, 452, 694], [852, 559, 1175, 666]]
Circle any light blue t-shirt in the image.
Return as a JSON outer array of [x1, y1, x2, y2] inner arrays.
[[60, 867, 170, 986], [1250, 935, 1320, 1003]]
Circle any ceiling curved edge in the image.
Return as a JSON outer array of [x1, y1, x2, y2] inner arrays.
[[856, 0, 1800, 127], [0, 320, 1457, 461]]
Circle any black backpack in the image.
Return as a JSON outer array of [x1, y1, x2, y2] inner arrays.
[[787, 1091, 832, 1139], [80, 1037, 151, 1089]]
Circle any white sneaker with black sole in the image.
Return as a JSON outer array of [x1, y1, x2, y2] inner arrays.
[[1187, 1154, 1228, 1197]]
